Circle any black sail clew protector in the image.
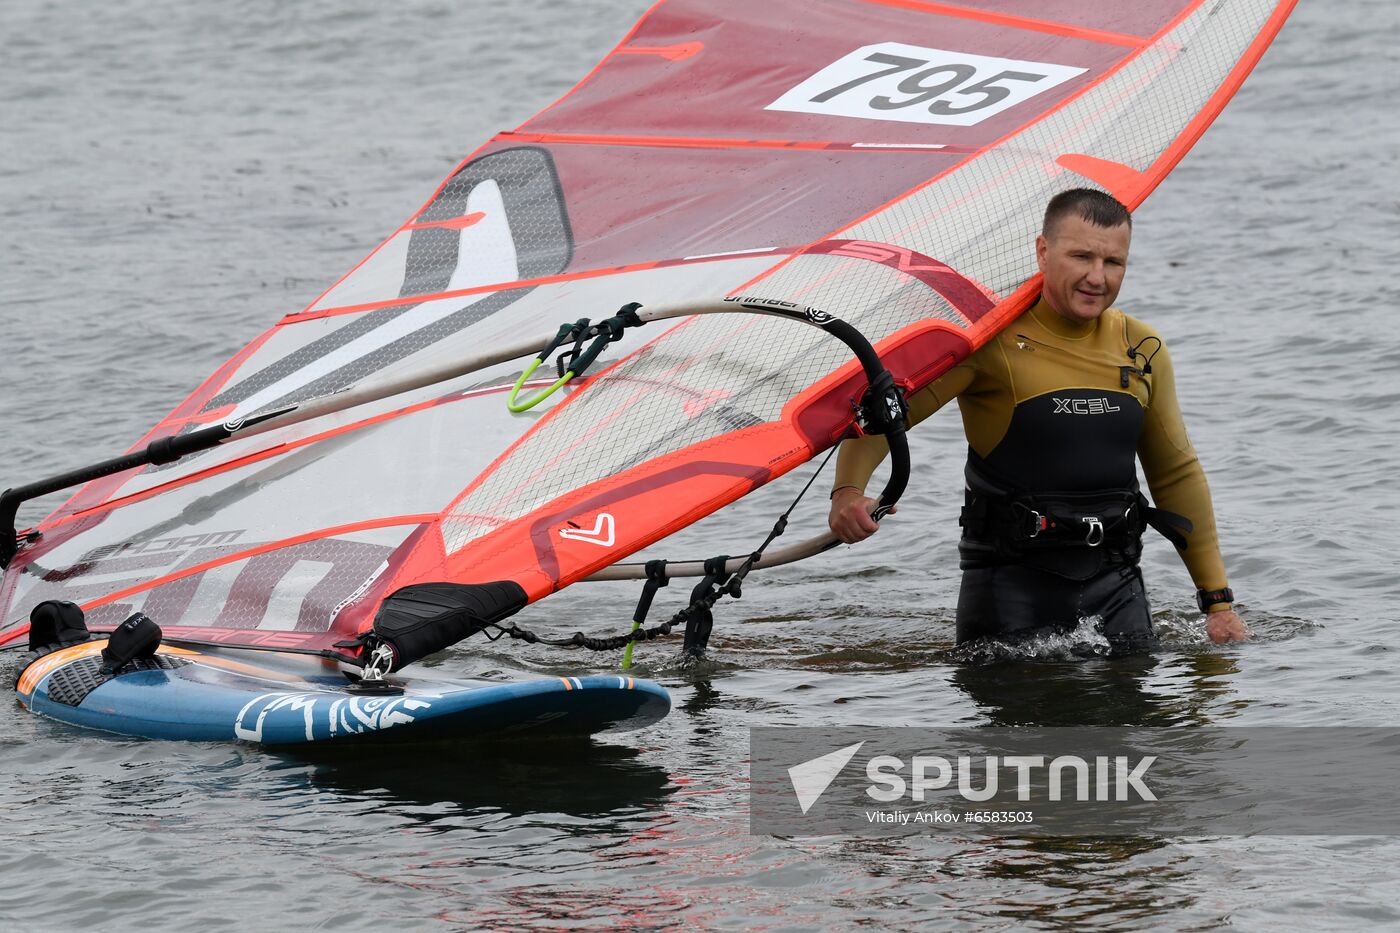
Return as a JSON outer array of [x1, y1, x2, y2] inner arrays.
[[371, 581, 529, 671]]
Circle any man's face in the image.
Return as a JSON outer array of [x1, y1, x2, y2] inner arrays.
[[1035, 213, 1131, 323]]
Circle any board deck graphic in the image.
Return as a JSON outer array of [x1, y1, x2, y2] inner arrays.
[[16, 641, 668, 745]]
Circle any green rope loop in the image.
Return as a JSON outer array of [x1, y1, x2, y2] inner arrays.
[[620, 621, 642, 669], [506, 357, 575, 412]]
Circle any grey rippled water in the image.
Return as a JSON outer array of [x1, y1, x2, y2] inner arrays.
[[2, 0, 1398, 930]]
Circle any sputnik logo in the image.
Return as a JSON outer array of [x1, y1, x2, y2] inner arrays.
[[558, 513, 616, 547], [789, 741, 865, 814]]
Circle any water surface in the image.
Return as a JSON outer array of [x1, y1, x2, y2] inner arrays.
[[2, 1, 1397, 929]]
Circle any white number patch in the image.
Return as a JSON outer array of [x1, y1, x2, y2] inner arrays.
[[767, 42, 1086, 127]]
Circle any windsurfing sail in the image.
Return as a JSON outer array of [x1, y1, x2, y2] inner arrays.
[[1, 0, 1296, 661]]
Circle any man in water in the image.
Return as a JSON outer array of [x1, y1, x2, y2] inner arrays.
[[828, 189, 1248, 650]]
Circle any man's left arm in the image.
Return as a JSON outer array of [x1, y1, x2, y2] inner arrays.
[[1135, 326, 1248, 643]]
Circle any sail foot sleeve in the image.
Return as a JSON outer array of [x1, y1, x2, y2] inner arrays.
[[371, 581, 529, 670]]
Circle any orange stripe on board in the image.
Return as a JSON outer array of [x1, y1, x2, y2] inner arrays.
[[13, 643, 203, 694], [862, 0, 1149, 48], [78, 515, 438, 614], [16, 641, 105, 696], [559, 677, 574, 691]]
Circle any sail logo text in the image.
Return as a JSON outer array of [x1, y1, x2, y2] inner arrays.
[[80, 529, 245, 562], [1052, 398, 1121, 415], [559, 513, 616, 547]]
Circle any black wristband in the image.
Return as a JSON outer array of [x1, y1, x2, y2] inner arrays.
[[1196, 587, 1234, 613]]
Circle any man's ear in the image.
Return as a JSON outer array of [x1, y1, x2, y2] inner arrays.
[[1035, 233, 1048, 273]]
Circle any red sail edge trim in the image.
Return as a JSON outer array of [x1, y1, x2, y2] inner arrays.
[[861, 0, 1150, 48]]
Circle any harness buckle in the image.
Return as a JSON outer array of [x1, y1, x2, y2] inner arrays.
[[1025, 509, 1044, 539], [1081, 516, 1105, 547]]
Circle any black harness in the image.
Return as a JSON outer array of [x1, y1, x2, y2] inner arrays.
[[958, 463, 1192, 577]]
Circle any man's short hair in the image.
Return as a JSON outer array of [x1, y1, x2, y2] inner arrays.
[[1042, 188, 1132, 238]]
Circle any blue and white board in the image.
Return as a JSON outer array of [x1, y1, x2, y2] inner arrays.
[[14, 640, 669, 744]]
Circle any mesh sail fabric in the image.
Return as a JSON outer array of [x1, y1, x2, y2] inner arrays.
[[440, 276, 964, 555], [0, 0, 1294, 654], [438, 0, 1286, 566], [198, 149, 574, 433]]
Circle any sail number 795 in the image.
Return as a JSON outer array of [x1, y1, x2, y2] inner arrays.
[[767, 42, 1086, 128]]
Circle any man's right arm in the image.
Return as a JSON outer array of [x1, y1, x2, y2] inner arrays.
[[828, 366, 973, 542]]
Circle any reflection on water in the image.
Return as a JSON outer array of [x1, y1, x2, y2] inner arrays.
[[677, 674, 726, 719], [950, 651, 1245, 728], [274, 739, 675, 820], [953, 656, 1170, 727], [946, 836, 1188, 929]]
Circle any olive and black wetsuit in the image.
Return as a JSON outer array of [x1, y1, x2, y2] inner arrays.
[[834, 298, 1231, 651]]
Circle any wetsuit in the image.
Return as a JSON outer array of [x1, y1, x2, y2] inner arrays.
[[834, 298, 1231, 651]]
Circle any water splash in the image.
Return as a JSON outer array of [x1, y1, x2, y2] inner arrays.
[[949, 615, 1115, 664]]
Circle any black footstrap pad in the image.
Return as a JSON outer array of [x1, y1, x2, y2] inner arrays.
[[28, 600, 90, 653], [372, 581, 528, 668], [45, 654, 189, 708]]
